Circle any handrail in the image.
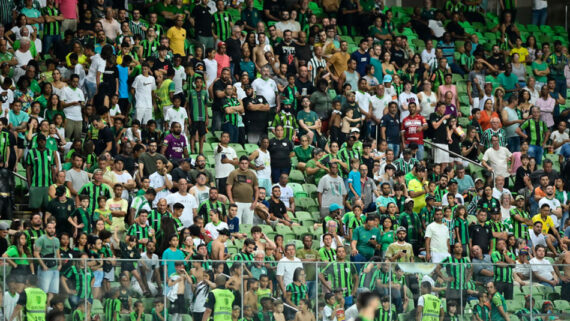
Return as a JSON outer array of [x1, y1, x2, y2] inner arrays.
[[12, 171, 27, 182], [423, 140, 495, 182]]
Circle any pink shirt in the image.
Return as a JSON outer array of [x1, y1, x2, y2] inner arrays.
[[214, 53, 230, 78], [536, 96, 556, 127], [438, 84, 458, 104], [56, 0, 77, 19], [510, 151, 522, 174]]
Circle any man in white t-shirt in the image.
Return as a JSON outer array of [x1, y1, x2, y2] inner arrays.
[[550, 121, 570, 153], [529, 244, 559, 287], [424, 208, 450, 263], [134, 241, 161, 295], [0, 80, 14, 118], [61, 74, 85, 141], [149, 159, 172, 207], [131, 63, 156, 125], [276, 244, 303, 294], [166, 178, 198, 227], [370, 85, 392, 135], [538, 185, 563, 228], [482, 135, 512, 178], [84, 47, 106, 100], [355, 78, 372, 118], [252, 66, 279, 109]]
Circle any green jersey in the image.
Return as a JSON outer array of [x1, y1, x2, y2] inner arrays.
[[26, 148, 53, 187], [441, 255, 471, 290], [78, 182, 113, 217], [491, 250, 516, 283], [520, 118, 549, 146], [271, 111, 298, 141], [104, 298, 121, 321], [490, 292, 507, 321], [41, 6, 61, 36], [212, 11, 232, 41], [285, 282, 307, 306], [510, 208, 530, 240], [322, 261, 357, 297], [188, 88, 208, 121]]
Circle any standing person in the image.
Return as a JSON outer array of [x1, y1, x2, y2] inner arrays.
[[429, 102, 452, 168], [201, 275, 235, 321], [251, 66, 279, 117], [26, 134, 56, 213], [491, 238, 516, 300], [187, 75, 208, 155], [249, 137, 272, 194], [226, 156, 259, 225], [276, 244, 304, 298], [380, 102, 401, 157], [516, 106, 549, 165], [425, 208, 450, 263], [33, 221, 60, 306], [214, 132, 238, 195], [268, 125, 294, 183], [131, 63, 156, 126], [9, 276, 46, 321], [401, 103, 428, 160], [416, 281, 444, 321], [78, 169, 113, 219], [317, 163, 347, 218], [166, 179, 197, 227], [60, 74, 84, 141]]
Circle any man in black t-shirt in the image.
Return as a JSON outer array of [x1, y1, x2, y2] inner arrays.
[[93, 116, 116, 156], [469, 209, 492, 254], [243, 85, 270, 144], [191, 0, 214, 49], [274, 30, 298, 75], [212, 68, 233, 132], [268, 185, 293, 226], [429, 102, 452, 166], [268, 125, 294, 183]]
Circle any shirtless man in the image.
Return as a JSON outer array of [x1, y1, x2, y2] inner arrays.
[[211, 229, 230, 260], [253, 33, 273, 72], [244, 278, 259, 313], [251, 226, 276, 252]]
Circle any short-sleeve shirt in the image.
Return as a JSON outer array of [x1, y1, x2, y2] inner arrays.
[[532, 214, 555, 234], [226, 169, 258, 203]]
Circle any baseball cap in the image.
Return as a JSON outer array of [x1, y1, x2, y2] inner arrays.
[[519, 247, 529, 255], [474, 178, 484, 184], [243, 84, 252, 90], [217, 41, 226, 48], [426, 195, 435, 201], [329, 203, 342, 212], [350, 128, 360, 133], [396, 226, 407, 233], [0, 222, 9, 231], [516, 195, 526, 201], [449, 179, 458, 185], [404, 197, 414, 205], [383, 75, 392, 83]]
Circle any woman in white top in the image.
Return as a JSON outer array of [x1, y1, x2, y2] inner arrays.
[[248, 136, 272, 194], [499, 192, 515, 223], [203, 48, 218, 90], [397, 81, 419, 121], [51, 69, 68, 98], [417, 80, 437, 118]]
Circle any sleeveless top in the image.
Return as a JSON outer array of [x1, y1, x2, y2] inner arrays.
[[344, 70, 359, 91], [255, 149, 271, 180], [504, 106, 520, 138]]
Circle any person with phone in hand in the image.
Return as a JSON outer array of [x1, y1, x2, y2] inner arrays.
[[350, 214, 381, 266], [385, 226, 414, 263]]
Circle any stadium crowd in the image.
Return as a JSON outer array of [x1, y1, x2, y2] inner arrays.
[[0, 0, 569, 320]]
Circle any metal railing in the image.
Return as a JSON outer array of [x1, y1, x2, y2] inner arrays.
[[1, 257, 569, 320]]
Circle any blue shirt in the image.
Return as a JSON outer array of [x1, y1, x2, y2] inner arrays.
[[117, 64, 130, 99], [560, 143, 570, 160], [162, 248, 185, 276], [350, 50, 371, 76], [438, 40, 456, 63], [347, 169, 362, 198], [380, 113, 401, 143], [228, 216, 239, 234]]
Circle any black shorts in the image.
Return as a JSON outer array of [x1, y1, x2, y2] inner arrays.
[[16, 137, 24, 149], [190, 121, 207, 136]]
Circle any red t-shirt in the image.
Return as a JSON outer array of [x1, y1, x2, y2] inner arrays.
[[401, 114, 427, 144]]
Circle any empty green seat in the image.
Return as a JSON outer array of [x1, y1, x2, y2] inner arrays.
[[289, 169, 305, 183]]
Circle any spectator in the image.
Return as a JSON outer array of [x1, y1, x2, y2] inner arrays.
[[227, 155, 259, 225], [425, 208, 450, 263]]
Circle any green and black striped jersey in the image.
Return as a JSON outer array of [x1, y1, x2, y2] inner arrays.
[[285, 282, 307, 306], [510, 208, 530, 240], [491, 250, 516, 283], [26, 148, 53, 187], [441, 255, 471, 290], [78, 182, 113, 216], [322, 261, 357, 297], [41, 6, 61, 36], [212, 11, 232, 41], [104, 297, 121, 321]]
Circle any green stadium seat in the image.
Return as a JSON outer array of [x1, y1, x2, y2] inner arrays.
[[289, 169, 305, 183], [244, 143, 258, 154], [506, 300, 522, 312], [203, 141, 214, 155], [258, 224, 274, 235], [292, 225, 310, 238], [240, 224, 253, 234], [229, 143, 244, 153], [295, 211, 315, 224], [303, 183, 318, 198], [276, 225, 295, 240], [553, 299, 570, 312], [288, 182, 308, 198]]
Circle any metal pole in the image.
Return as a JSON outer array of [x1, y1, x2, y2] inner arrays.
[[240, 263, 244, 320], [84, 258, 88, 321], [530, 266, 533, 321], [566, 5, 568, 31], [164, 258, 168, 321], [460, 262, 463, 318], [315, 261, 319, 321], [389, 262, 392, 317]]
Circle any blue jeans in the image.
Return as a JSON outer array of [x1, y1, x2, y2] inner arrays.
[[350, 253, 369, 274], [42, 34, 60, 56], [388, 143, 400, 158], [212, 112, 223, 132], [532, 8, 548, 26], [507, 136, 520, 153], [556, 79, 568, 99], [416, 144, 425, 160], [528, 144, 544, 165], [306, 280, 317, 299], [84, 80, 97, 101], [221, 122, 238, 143], [271, 167, 291, 183]]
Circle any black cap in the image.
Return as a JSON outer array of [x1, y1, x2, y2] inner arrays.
[[55, 185, 66, 197], [36, 133, 46, 141], [243, 84, 252, 90]]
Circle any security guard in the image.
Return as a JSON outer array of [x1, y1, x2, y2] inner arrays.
[[10, 275, 47, 321], [202, 274, 236, 321], [416, 281, 444, 321]]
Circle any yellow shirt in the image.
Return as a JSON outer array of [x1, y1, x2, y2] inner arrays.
[[408, 178, 426, 214], [532, 214, 555, 234], [167, 26, 187, 56], [65, 53, 87, 67], [106, 198, 129, 232], [510, 47, 529, 63]]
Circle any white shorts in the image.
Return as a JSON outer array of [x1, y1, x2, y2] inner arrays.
[[135, 107, 153, 125], [433, 143, 451, 164], [431, 252, 451, 263]]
